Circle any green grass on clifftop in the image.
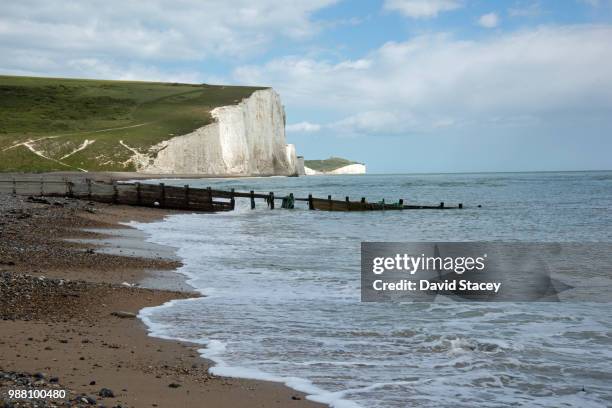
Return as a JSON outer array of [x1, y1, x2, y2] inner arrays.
[[0, 75, 265, 172], [304, 157, 361, 172]]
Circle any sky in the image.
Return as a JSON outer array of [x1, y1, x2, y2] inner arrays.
[[1, 0, 612, 173]]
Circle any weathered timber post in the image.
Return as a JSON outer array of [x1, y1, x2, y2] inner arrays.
[[440, 202, 444, 208], [360, 197, 366, 210], [346, 196, 350, 210], [328, 195, 332, 211], [282, 193, 295, 209], [308, 194, 314, 210], [459, 203, 463, 209], [250, 190, 255, 209], [159, 183, 166, 208], [12, 178, 16, 195], [399, 199, 404, 209], [67, 181, 73, 198], [184, 185, 190, 209], [207, 187, 213, 205], [230, 188, 235, 210], [136, 182, 142, 205], [269, 192, 275, 209], [112, 181, 118, 204], [86, 178, 92, 200], [40, 177, 44, 196]]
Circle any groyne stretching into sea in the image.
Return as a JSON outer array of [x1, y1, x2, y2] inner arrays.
[[0, 174, 465, 212]]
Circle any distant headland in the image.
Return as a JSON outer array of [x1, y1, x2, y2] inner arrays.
[[304, 157, 366, 175]]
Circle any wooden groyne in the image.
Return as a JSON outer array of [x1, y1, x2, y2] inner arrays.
[[307, 196, 461, 211], [0, 175, 464, 212], [0, 176, 233, 212]]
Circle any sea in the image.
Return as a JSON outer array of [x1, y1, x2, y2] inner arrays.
[[133, 171, 612, 408]]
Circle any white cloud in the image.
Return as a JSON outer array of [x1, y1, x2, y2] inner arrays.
[[286, 121, 322, 132], [234, 25, 612, 135], [383, 0, 462, 18], [478, 13, 500, 28], [578, 0, 612, 6], [0, 0, 338, 80], [508, 1, 542, 17], [330, 111, 406, 134]]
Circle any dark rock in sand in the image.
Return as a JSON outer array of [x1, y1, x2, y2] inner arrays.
[[99, 388, 115, 398], [111, 311, 137, 319], [27, 196, 51, 204]]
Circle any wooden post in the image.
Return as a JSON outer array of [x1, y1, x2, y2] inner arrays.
[[250, 190, 255, 209], [308, 194, 314, 210], [230, 188, 235, 210], [207, 187, 212, 204], [136, 182, 141, 205], [87, 178, 92, 200], [184, 185, 190, 209], [328, 194, 332, 211], [112, 181, 118, 204], [67, 181, 73, 198], [40, 177, 44, 196], [346, 196, 350, 210], [269, 192, 275, 209], [440, 202, 444, 208], [399, 199, 404, 209], [459, 203, 463, 209], [159, 183, 166, 208], [12, 178, 16, 195]]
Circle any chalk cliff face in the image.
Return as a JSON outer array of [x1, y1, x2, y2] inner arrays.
[[305, 163, 366, 175], [296, 156, 306, 176], [137, 89, 299, 176], [329, 163, 367, 174]]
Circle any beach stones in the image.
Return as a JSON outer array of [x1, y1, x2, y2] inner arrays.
[[99, 388, 115, 398]]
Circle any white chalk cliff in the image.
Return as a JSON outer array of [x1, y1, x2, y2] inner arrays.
[[134, 89, 299, 176], [304, 163, 366, 175]]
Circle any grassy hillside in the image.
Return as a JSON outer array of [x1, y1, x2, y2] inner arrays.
[[0, 75, 264, 172], [304, 157, 361, 172]]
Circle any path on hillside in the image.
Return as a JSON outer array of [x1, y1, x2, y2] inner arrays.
[[22, 142, 88, 172], [1, 122, 152, 153], [2, 122, 153, 171]]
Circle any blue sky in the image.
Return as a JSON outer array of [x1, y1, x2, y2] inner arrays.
[[1, 0, 612, 173]]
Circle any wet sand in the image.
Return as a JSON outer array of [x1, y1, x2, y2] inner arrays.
[[0, 194, 324, 407]]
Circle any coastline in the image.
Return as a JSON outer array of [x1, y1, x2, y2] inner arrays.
[[0, 194, 324, 407]]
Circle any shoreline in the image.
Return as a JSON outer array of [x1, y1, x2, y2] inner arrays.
[[0, 194, 324, 407]]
